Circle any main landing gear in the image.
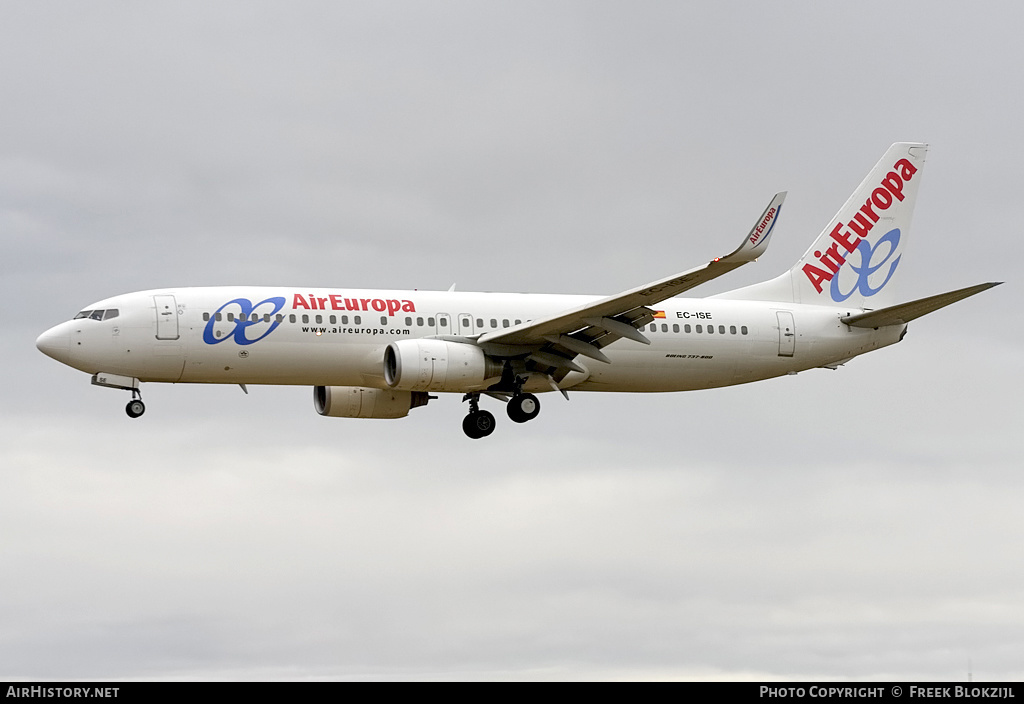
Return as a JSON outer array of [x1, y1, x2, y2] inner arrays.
[[506, 392, 540, 423], [462, 393, 495, 439], [462, 381, 542, 439]]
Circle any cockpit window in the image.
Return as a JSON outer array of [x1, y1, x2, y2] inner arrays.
[[74, 309, 119, 321]]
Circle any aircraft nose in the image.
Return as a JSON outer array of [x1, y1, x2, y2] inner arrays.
[[36, 324, 71, 362]]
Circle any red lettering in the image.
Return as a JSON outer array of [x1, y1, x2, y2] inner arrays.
[[360, 298, 372, 310], [371, 299, 386, 312], [293, 294, 310, 310], [329, 295, 344, 310], [386, 299, 401, 315], [894, 158, 917, 180], [815, 242, 846, 274], [401, 300, 416, 313], [847, 213, 872, 239], [860, 198, 880, 224], [316, 297, 329, 310], [344, 298, 359, 310], [881, 171, 905, 202], [802, 263, 833, 293], [871, 187, 893, 211], [828, 223, 862, 253]]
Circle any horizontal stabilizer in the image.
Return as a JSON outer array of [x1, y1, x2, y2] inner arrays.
[[841, 282, 1002, 328]]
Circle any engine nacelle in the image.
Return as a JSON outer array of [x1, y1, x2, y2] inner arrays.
[[383, 339, 502, 392], [313, 386, 429, 419]]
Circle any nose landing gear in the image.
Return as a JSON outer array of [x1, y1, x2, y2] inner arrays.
[[125, 388, 146, 418]]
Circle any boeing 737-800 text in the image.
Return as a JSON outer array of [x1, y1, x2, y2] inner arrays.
[[36, 143, 1000, 438]]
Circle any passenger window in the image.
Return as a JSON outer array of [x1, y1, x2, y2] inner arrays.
[[719, 325, 725, 334], [661, 324, 668, 332], [502, 319, 509, 328], [302, 315, 309, 324], [462, 318, 470, 327], [696, 325, 702, 333], [329, 315, 336, 324], [440, 318, 447, 327], [684, 324, 691, 333], [490, 319, 497, 328], [251, 313, 259, 322], [342, 316, 348, 324], [649, 324, 656, 332], [416, 317, 424, 326], [227, 313, 235, 322], [708, 325, 714, 334], [217, 313, 223, 322], [405, 317, 412, 326], [741, 326, 748, 335], [203, 312, 210, 322], [354, 316, 361, 325], [276, 314, 284, 323], [427, 317, 435, 326], [730, 325, 736, 334], [673, 324, 679, 333], [315, 315, 322, 324], [476, 318, 483, 328], [289, 314, 296, 323], [381, 316, 388, 325], [515, 319, 521, 325]]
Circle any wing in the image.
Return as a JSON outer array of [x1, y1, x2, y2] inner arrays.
[[476, 192, 786, 378]]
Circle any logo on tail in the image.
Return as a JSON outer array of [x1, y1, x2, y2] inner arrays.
[[802, 157, 918, 301]]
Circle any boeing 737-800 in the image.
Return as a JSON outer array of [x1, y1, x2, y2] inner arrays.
[[36, 143, 999, 438]]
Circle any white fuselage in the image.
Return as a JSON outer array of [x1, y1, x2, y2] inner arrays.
[[36, 286, 904, 393]]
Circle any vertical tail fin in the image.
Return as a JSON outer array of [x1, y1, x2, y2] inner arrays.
[[719, 143, 928, 308]]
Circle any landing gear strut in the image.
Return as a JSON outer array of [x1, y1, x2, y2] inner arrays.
[[462, 393, 495, 439], [125, 388, 145, 418]]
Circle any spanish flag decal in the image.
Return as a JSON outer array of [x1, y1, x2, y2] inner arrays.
[[653, 310, 666, 319]]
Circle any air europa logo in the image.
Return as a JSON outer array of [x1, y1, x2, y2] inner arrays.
[[292, 294, 416, 315], [203, 297, 286, 345], [749, 206, 778, 246], [802, 157, 917, 301]]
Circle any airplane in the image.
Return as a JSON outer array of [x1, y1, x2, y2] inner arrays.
[[36, 143, 1000, 438]]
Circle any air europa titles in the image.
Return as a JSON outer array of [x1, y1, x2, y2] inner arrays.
[[749, 206, 777, 246], [802, 157, 917, 295], [292, 294, 416, 316]]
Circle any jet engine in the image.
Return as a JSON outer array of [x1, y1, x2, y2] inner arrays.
[[314, 385, 429, 419], [383, 339, 502, 392]]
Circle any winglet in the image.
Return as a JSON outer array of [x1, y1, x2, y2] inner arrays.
[[727, 191, 786, 263]]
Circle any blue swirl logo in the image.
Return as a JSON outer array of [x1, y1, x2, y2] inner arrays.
[[203, 297, 286, 345], [830, 229, 902, 303]]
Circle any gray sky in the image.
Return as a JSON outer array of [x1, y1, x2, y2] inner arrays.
[[2, 0, 1021, 680]]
